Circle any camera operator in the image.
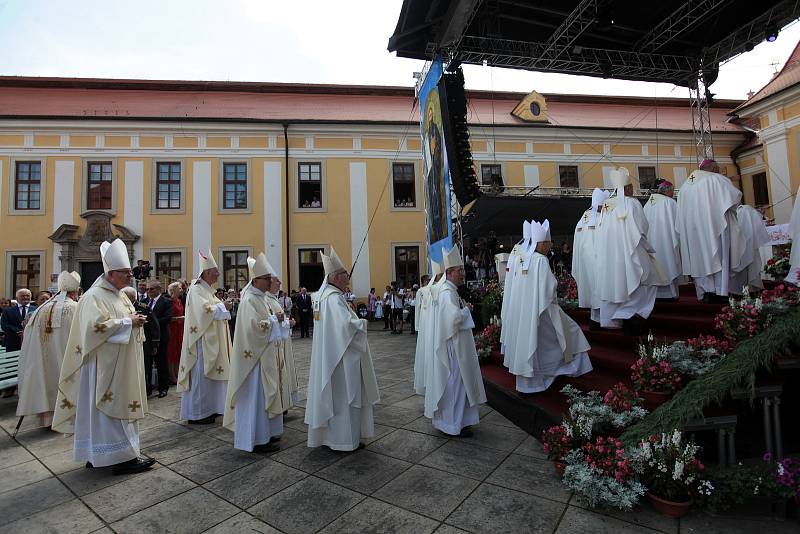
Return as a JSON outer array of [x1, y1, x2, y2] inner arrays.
[[132, 260, 153, 281]]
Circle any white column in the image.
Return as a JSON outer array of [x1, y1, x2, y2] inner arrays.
[[263, 161, 283, 280], [349, 162, 370, 297], [52, 161, 75, 273], [523, 165, 540, 188], [123, 161, 144, 262], [192, 161, 212, 275], [765, 138, 794, 223]]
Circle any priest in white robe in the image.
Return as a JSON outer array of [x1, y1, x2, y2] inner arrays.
[[573, 188, 610, 325], [178, 251, 232, 424], [500, 221, 531, 357], [643, 180, 682, 299], [595, 168, 662, 334], [425, 246, 486, 436], [305, 248, 380, 451], [52, 239, 154, 475], [224, 253, 296, 453], [676, 159, 747, 301], [788, 186, 800, 285], [16, 271, 81, 429], [414, 260, 442, 395], [506, 220, 592, 394], [734, 204, 771, 291]]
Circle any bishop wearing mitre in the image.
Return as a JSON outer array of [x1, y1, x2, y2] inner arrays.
[[425, 246, 486, 436], [573, 188, 610, 324], [506, 220, 592, 393], [16, 271, 81, 429], [224, 253, 297, 453], [676, 159, 747, 301], [178, 251, 232, 425], [595, 168, 663, 334], [52, 239, 154, 475], [788, 186, 800, 285], [413, 260, 442, 395], [305, 248, 380, 451], [643, 180, 682, 299], [500, 221, 531, 356]]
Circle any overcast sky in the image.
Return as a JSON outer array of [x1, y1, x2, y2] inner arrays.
[[0, 0, 798, 100]]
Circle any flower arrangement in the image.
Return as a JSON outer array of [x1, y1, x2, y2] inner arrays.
[[556, 274, 579, 309], [475, 322, 501, 361], [603, 382, 643, 413], [563, 440, 646, 511], [768, 454, 800, 503], [632, 430, 706, 503], [630, 355, 682, 395], [542, 424, 573, 462], [480, 281, 504, 325], [661, 335, 731, 377], [764, 244, 791, 278], [561, 385, 648, 436], [713, 286, 798, 342]]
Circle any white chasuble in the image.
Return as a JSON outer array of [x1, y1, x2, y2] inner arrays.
[[16, 293, 77, 426], [789, 186, 800, 284], [500, 244, 525, 355], [506, 253, 592, 393], [178, 279, 232, 420], [735, 204, 771, 291], [413, 277, 436, 395], [595, 194, 662, 327], [305, 284, 380, 451], [52, 277, 147, 466], [572, 208, 601, 309], [676, 170, 747, 298], [643, 193, 682, 299], [425, 281, 486, 435]]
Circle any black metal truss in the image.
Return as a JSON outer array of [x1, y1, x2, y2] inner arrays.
[[635, 0, 733, 53], [536, 0, 599, 70]]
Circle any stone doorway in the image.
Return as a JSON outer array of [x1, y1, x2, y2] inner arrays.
[[79, 261, 104, 291], [49, 211, 139, 276]]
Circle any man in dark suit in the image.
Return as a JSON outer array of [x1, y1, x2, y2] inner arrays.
[[296, 286, 312, 338], [146, 280, 173, 398], [0, 288, 36, 351]]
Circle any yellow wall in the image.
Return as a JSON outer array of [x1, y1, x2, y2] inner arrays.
[[140, 136, 165, 148], [0, 135, 24, 146], [240, 136, 267, 149], [105, 136, 131, 148], [314, 137, 352, 150], [362, 138, 399, 151], [174, 136, 198, 148], [207, 136, 231, 149], [495, 141, 526, 153]]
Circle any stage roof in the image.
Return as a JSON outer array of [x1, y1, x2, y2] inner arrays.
[[388, 0, 800, 86]]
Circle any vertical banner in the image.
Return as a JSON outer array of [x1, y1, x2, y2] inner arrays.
[[419, 55, 453, 268]]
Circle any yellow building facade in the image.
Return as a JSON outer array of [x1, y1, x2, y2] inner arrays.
[[0, 78, 749, 298]]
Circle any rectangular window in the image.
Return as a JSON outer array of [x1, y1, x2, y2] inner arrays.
[[222, 250, 249, 291], [298, 162, 322, 208], [154, 252, 182, 283], [394, 246, 420, 288], [638, 166, 658, 190], [298, 248, 325, 290], [223, 163, 248, 210], [392, 163, 416, 207], [558, 165, 579, 188], [87, 161, 113, 210], [12, 255, 40, 295], [156, 162, 181, 210], [14, 161, 42, 210], [752, 172, 770, 206], [481, 164, 503, 186]]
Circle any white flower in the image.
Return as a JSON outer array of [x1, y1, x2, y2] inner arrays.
[[673, 460, 685, 481]]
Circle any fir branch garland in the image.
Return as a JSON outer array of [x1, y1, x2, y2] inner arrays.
[[621, 310, 800, 445]]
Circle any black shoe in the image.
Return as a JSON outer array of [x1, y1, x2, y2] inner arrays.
[[111, 457, 155, 476], [157, 390, 168, 398], [188, 415, 216, 425], [458, 427, 474, 438], [146, 389, 154, 397], [85, 461, 94, 469], [269, 436, 281, 444], [253, 442, 280, 453]]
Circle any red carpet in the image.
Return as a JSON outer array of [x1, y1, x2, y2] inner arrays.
[[480, 285, 725, 436]]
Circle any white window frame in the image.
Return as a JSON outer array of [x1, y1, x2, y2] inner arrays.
[[5, 249, 46, 297], [294, 161, 327, 213], [151, 160, 186, 214], [149, 247, 187, 284], [80, 158, 118, 215], [291, 243, 330, 289], [218, 159, 253, 214], [218, 246, 254, 291], [479, 162, 505, 186], [637, 165, 658, 191], [390, 242, 423, 287], [557, 163, 581, 189], [8, 157, 47, 216], [389, 160, 422, 212]]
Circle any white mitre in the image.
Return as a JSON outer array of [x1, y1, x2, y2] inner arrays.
[[443, 246, 464, 270], [609, 167, 632, 216], [522, 220, 532, 250], [431, 260, 443, 277], [322, 247, 347, 277], [530, 219, 551, 244], [251, 252, 277, 279], [100, 238, 131, 273], [198, 250, 218, 274], [590, 188, 610, 226], [57, 271, 81, 292]]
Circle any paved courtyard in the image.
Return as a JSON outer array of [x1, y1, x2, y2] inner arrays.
[[1, 325, 797, 533]]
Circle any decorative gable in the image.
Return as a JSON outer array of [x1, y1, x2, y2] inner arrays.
[[511, 91, 549, 123]]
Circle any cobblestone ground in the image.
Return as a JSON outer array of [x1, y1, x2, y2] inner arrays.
[[1, 325, 798, 533]]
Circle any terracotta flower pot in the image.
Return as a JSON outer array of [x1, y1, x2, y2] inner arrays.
[[554, 461, 566, 476], [640, 389, 672, 410], [647, 492, 692, 518]]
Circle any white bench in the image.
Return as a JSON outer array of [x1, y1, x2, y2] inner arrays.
[[0, 349, 20, 390]]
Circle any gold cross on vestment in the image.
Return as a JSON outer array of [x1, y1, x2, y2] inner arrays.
[[60, 398, 73, 409], [583, 213, 589, 223], [244, 350, 253, 359], [75, 345, 82, 355], [650, 196, 656, 204], [180, 365, 185, 373], [190, 326, 198, 334], [259, 322, 268, 331], [205, 306, 213, 314], [94, 323, 107, 334], [128, 400, 141, 412], [101, 391, 114, 403], [216, 366, 224, 374]]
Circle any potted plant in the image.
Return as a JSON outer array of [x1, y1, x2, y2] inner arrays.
[[542, 424, 573, 474], [764, 244, 791, 281], [634, 430, 707, 518], [475, 322, 501, 363], [630, 356, 682, 409]]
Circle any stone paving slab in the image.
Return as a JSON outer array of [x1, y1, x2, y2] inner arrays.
[[0, 327, 797, 533]]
